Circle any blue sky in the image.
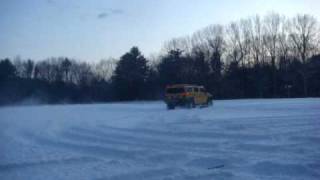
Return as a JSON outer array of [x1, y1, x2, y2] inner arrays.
[[1, 0, 319, 61]]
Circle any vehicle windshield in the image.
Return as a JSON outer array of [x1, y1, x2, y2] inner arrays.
[[166, 88, 185, 94]]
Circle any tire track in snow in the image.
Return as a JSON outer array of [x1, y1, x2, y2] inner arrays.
[[96, 167, 183, 180], [20, 131, 153, 162], [56, 122, 312, 163], [0, 157, 97, 172], [97, 125, 273, 142], [61, 127, 221, 153]]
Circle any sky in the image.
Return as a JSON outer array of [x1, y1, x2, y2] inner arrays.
[[1, 0, 320, 62]]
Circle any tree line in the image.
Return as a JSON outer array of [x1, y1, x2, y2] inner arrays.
[[1, 13, 320, 105]]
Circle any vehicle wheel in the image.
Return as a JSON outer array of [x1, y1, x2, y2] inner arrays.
[[191, 100, 196, 108], [187, 99, 196, 108]]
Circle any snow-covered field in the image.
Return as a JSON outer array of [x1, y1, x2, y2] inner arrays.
[[0, 98, 319, 180]]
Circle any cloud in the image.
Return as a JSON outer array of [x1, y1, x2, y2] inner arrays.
[[109, 9, 124, 14], [97, 9, 124, 19], [98, 12, 109, 19], [46, 0, 55, 4]]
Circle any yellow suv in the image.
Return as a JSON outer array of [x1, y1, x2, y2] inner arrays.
[[165, 84, 213, 109]]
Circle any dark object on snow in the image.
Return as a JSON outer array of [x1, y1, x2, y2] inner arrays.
[[208, 165, 224, 170]]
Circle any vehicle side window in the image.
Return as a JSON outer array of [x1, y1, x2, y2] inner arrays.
[[194, 88, 199, 92], [166, 88, 184, 94], [186, 87, 192, 92]]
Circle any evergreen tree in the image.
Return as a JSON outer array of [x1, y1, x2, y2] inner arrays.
[[0, 59, 16, 81], [112, 47, 148, 100], [157, 49, 186, 86]]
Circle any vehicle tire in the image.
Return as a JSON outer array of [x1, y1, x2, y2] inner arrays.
[[187, 98, 196, 108], [191, 99, 196, 108]]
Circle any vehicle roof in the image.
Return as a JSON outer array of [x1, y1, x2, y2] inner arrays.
[[166, 84, 204, 88]]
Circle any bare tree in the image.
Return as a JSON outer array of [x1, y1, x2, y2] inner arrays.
[[191, 30, 210, 57], [225, 20, 252, 97], [162, 36, 193, 55], [263, 13, 281, 96], [12, 57, 35, 79], [288, 14, 319, 96], [277, 16, 292, 88], [263, 13, 281, 65], [190, 25, 225, 60], [34, 60, 52, 82], [12, 56, 23, 78], [70, 62, 95, 86], [205, 25, 225, 60], [278, 16, 290, 61], [60, 58, 72, 83], [248, 15, 265, 64], [94, 58, 117, 81], [226, 20, 251, 65], [19, 59, 35, 79]]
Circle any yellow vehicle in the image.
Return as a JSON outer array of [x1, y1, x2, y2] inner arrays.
[[165, 84, 213, 109]]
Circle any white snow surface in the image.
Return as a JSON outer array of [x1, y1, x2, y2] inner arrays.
[[0, 98, 319, 180]]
